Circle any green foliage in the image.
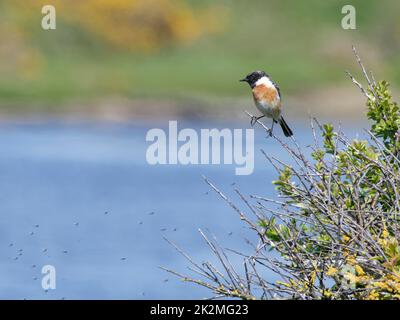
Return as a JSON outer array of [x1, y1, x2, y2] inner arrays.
[[367, 81, 400, 149]]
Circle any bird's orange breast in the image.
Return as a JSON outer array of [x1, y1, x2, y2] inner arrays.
[[252, 84, 279, 104]]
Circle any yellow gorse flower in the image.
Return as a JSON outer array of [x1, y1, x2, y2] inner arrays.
[[6, 0, 227, 52], [326, 267, 338, 277]]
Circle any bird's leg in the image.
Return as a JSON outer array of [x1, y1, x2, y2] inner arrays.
[[269, 119, 275, 136], [251, 115, 265, 126]]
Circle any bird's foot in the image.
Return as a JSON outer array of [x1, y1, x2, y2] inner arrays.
[[250, 116, 257, 127]]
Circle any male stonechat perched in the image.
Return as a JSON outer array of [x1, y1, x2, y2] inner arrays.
[[240, 70, 293, 137]]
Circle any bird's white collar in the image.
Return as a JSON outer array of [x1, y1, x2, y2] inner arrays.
[[255, 76, 274, 88]]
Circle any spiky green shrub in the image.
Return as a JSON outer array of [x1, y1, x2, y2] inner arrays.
[[264, 77, 400, 299]]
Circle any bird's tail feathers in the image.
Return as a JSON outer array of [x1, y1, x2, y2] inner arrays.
[[279, 116, 293, 137]]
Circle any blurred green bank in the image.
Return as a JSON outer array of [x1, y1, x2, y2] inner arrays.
[[0, 0, 399, 117]]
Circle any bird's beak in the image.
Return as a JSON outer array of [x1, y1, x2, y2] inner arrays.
[[239, 78, 247, 82]]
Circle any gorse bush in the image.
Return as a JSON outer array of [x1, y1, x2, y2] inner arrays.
[[267, 80, 400, 300], [165, 48, 400, 300], [0, 0, 227, 83], [1, 0, 226, 53]]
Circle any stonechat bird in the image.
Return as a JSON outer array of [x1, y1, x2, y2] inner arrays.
[[240, 70, 293, 137]]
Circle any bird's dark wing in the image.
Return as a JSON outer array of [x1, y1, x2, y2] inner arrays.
[[273, 80, 281, 99]]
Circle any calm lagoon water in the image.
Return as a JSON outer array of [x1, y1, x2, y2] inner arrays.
[[0, 119, 360, 299]]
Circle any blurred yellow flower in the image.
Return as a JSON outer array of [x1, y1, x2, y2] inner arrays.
[[326, 266, 338, 277], [355, 265, 365, 276], [5, 0, 227, 52]]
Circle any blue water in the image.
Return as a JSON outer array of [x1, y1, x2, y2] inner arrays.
[[0, 119, 360, 299]]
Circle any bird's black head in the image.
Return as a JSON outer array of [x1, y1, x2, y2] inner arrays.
[[240, 70, 267, 88]]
